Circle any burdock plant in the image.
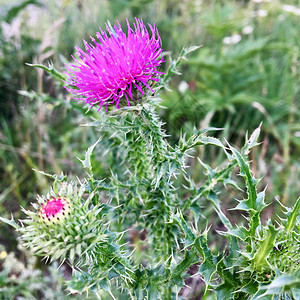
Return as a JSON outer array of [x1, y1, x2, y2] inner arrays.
[[1, 18, 299, 299]]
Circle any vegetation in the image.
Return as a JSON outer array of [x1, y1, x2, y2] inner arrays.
[[0, 0, 299, 299]]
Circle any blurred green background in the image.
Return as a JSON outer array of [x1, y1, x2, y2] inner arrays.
[[0, 0, 299, 298]]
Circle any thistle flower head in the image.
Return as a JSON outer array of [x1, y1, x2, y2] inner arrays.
[[64, 18, 164, 111], [19, 181, 114, 263], [39, 197, 70, 224]]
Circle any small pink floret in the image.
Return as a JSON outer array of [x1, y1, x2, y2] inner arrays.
[[41, 198, 65, 218]]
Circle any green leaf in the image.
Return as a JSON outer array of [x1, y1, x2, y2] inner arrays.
[[214, 283, 235, 300], [224, 226, 249, 241], [199, 256, 219, 289], [78, 138, 101, 171], [285, 197, 300, 235], [233, 190, 267, 212], [170, 211, 234, 289], [32, 169, 66, 181], [225, 235, 240, 268], [230, 146, 259, 209], [96, 203, 115, 217], [207, 191, 232, 230], [252, 225, 278, 270], [0, 215, 19, 229], [291, 288, 300, 299], [200, 127, 224, 134], [255, 271, 300, 298], [242, 123, 262, 155], [68, 270, 97, 294], [240, 279, 259, 295], [161, 45, 201, 87], [252, 289, 273, 300], [170, 211, 196, 248], [146, 282, 160, 300], [146, 266, 165, 300], [180, 134, 231, 160], [26, 62, 66, 83], [171, 248, 200, 286], [229, 145, 266, 238], [194, 234, 239, 288]]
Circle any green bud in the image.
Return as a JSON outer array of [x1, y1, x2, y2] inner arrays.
[[19, 181, 109, 264]]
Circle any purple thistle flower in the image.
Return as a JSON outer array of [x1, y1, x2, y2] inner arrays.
[[64, 18, 164, 111]]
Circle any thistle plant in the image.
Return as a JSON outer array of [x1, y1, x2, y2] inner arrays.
[[1, 18, 299, 299]]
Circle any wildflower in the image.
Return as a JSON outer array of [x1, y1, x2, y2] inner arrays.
[[254, 10, 268, 17], [64, 18, 164, 111], [242, 25, 253, 35], [282, 5, 300, 16], [223, 34, 242, 45], [0, 251, 7, 260], [178, 81, 189, 94]]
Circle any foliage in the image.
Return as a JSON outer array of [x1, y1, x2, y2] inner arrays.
[[2, 61, 299, 298], [159, 0, 300, 203]]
